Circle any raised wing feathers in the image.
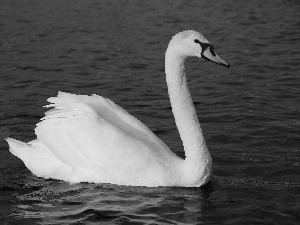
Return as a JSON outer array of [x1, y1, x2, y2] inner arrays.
[[35, 92, 176, 172]]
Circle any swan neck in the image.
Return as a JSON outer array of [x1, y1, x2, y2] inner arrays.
[[165, 48, 211, 178]]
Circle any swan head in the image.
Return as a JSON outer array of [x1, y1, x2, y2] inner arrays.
[[168, 30, 230, 67]]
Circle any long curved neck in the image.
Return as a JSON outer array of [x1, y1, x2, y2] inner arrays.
[[165, 48, 211, 169]]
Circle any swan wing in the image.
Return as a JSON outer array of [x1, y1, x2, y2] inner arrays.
[[34, 92, 178, 183]]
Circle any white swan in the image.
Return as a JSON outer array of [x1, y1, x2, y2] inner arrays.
[[6, 30, 229, 187]]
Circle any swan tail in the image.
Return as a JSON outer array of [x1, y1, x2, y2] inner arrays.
[[6, 137, 31, 159], [6, 137, 71, 180]]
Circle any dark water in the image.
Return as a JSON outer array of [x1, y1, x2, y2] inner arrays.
[[1, 0, 300, 224]]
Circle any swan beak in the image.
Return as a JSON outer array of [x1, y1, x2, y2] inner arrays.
[[202, 46, 230, 68]]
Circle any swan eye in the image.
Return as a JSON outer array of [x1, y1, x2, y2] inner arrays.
[[194, 39, 201, 44]]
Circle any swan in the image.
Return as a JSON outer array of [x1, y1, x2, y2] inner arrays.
[[6, 30, 229, 187]]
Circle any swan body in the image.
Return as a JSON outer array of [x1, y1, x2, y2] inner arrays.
[[6, 30, 229, 187]]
